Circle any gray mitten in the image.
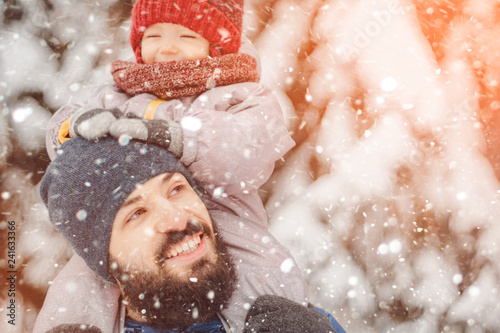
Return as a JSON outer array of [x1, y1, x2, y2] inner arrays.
[[46, 323, 101, 333], [244, 295, 336, 333], [69, 108, 122, 140], [109, 116, 183, 158]]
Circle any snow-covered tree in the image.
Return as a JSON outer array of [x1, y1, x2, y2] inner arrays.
[[1, 0, 500, 332]]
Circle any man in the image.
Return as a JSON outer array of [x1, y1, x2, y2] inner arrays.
[[37, 137, 342, 332]]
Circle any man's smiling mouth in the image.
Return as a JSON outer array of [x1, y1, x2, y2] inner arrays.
[[165, 234, 202, 259]]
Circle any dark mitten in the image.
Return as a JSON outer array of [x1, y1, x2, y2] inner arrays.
[[109, 116, 183, 158], [46, 323, 102, 333], [244, 295, 336, 333], [69, 108, 122, 140]]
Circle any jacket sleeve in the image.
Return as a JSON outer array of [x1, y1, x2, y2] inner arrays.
[[45, 86, 130, 161], [179, 82, 295, 196], [32, 254, 122, 333], [45, 103, 83, 161]]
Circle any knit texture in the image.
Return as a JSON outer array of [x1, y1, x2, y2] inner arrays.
[[39, 137, 201, 283], [111, 53, 259, 99], [243, 295, 337, 333], [131, 0, 243, 63]]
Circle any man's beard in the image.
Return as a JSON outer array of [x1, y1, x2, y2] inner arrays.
[[109, 220, 237, 330]]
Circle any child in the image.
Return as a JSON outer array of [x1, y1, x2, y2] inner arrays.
[[37, 1, 309, 332]]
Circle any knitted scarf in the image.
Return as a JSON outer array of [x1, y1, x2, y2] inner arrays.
[[111, 53, 259, 100]]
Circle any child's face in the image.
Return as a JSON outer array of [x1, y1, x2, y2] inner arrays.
[[141, 23, 210, 64]]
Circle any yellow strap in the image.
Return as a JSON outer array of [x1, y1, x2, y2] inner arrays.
[[144, 99, 165, 120], [58, 118, 71, 144]]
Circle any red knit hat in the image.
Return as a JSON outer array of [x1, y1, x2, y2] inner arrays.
[[130, 0, 243, 63]]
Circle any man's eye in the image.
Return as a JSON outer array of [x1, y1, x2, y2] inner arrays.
[[169, 185, 184, 196], [128, 208, 146, 222]]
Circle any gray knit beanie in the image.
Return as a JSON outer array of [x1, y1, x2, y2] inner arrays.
[[40, 137, 200, 283]]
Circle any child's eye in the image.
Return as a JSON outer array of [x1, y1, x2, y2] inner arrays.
[[169, 185, 184, 197], [145, 34, 160, 39], [180, 35, 197, 39], [128, 208, 146, 222]]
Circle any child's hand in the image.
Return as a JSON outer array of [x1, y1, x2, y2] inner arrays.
[[69, 108, 122, 140], [109, 116, 183, 158]]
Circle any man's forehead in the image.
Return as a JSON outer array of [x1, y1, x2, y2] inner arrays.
[[120, 172, 177, 208]]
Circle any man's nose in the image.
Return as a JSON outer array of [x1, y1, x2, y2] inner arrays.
[[153, 206, 189, 234]]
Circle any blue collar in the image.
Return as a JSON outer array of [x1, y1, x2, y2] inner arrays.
[[124, 316, 226, 333]]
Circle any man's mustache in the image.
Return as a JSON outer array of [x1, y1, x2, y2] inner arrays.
[[155, 219, 211, 263]]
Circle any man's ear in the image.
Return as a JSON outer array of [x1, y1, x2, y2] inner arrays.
[[46, 323, 102, 333]]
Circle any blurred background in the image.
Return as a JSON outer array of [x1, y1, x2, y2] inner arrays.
[[1, 0, 500, 332]]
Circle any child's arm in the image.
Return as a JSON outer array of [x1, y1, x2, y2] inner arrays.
[[182, 82, 295, 195], [103, 82, 294, 195], [45, 86, 131, 161], [48, 82, 294, 196], [46, 103, 82, 161]]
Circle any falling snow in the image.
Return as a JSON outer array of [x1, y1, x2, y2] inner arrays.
[[1, 0, 500, 332]]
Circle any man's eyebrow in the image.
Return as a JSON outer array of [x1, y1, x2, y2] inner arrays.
[[160, 172, 175, 186], [120, 195, 143, 210], [120, 173, 175, 209]]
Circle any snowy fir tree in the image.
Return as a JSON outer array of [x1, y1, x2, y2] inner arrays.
[[1, 0, 500, 332]]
